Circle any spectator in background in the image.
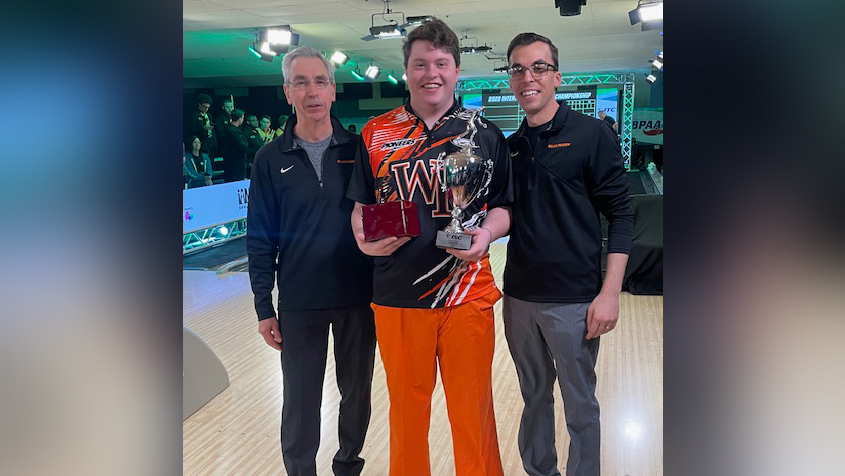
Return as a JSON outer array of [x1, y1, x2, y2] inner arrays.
[[219, 108, 249, 182], [184, 136, 213, 188], [259, 115, 278, 144], [183, 142, 190, 188], [188, 93, 217, 158], [244, 114, 264, 178], [216, 98, 235, 137], [276, 114, 289, 137], [347, 124, 357, 134], [598, 110, 618, 134]]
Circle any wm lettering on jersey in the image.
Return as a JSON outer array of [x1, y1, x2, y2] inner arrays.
[[389, 158, 451, 218]]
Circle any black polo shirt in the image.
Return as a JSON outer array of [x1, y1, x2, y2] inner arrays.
[[504, 102, 633, 302]]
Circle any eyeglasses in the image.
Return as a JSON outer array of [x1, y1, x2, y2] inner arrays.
[[287, 79, 331, 90], [507, 62, 558, 80]]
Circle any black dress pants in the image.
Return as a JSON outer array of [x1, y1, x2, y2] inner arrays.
[[277, 304, 376, 476]]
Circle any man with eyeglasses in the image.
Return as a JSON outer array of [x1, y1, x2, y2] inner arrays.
[[348, 18, 511, 476], [246, 46, 375, 476], [187, 93, 217, 159], [502, 33, 633, 476]]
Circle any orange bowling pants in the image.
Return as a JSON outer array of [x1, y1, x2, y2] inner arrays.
[[372, 289, 504, 476]]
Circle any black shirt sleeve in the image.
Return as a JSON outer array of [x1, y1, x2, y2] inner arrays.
[[587, 122, 633, 254], [346, 137, 376, 205], [246, 148, 280, 320], [483, 123, 514, 210]]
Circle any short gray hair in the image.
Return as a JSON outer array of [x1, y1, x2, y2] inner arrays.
[[282, 46, 335, 84]]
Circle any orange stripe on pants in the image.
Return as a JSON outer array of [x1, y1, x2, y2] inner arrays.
[[373, 289, 504, 476]]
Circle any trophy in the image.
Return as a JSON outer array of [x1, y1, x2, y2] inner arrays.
[[435, 108, 493, 250]]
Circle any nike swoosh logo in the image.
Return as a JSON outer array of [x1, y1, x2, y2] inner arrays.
[[280, 165, 294, 174], [510, 151, 519, 157]]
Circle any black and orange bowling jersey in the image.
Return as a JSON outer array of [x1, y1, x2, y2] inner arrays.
[[347, 101, 513, 309]]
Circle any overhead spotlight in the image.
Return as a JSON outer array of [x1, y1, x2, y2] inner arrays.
[[365, 65, 380, 79], [361, 0, 425, 41], [652, 58, 663, 70], [260, 26, 300, 55], [645, 73, 658, 84], [330, 51, 349, 65], [460, 45, 493, 55], [370, 24, 405, 38], [629, 1, 663, 31], [266, 27, 292, 45], [248, 44, 275, 63], [351, 69, 365, 81], [259, 42, 277, 57], [405, 15, 434, 26], [387, 73, 399, 85], [555, 0, 587, 16], [493, 65, 509, 73], [401, 73, 407, 81]]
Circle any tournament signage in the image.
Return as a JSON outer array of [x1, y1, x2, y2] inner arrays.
[[183, 179, 250, 233], [632, 109, 663, 145], [482, 90, 596, 105], [595, 88, 619, 120]]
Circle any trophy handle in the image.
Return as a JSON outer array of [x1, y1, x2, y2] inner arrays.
[[436, 151, 448, 192]]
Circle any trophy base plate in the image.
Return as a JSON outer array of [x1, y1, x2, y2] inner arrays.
[[436, 230, 472, 250]]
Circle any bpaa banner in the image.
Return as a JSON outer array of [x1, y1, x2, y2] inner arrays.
[[632, 109, 663, 145]]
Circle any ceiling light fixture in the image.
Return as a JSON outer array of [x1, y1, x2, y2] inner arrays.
[[629, 1, 663, 31], [330, 51, 349, 65], [361, 0, 432, 41], [370, 24, 405, 38], [259, 26, 300, 55], [387, 73, 399, 85], [351, 69, 365, 81], [645, 72, 658, 84], [555, 0, 587, 16], [365, 65, 380, 79], [405, 15, 434, 26]]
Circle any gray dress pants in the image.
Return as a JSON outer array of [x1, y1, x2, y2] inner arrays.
[[503, 295, 600, 476]]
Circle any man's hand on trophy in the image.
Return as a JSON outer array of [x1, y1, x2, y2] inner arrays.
[[445, 226, 492, 262]]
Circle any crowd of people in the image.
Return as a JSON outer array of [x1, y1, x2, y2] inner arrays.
[[243, 18, 633, 476], [183, 95, 290, 188]]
